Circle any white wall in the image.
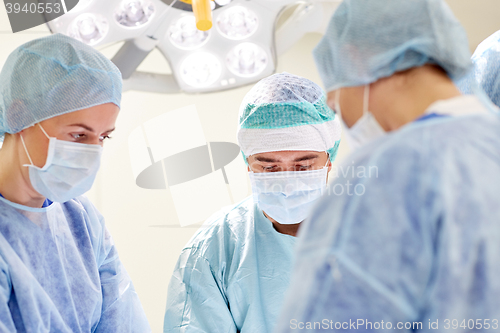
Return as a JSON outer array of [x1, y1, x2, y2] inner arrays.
[[1, 1, 500, 332]]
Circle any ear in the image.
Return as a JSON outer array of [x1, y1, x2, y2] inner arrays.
[[327, 160, 332, 173]]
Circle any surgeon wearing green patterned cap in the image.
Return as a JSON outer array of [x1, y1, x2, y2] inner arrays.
[[163, 72, 341, 333]]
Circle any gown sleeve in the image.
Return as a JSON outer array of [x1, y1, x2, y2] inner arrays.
[[78, 197, 151, 333], [163, 247, 237, 333], [0, 256, 16, 333], [93, 226, 151, 333]]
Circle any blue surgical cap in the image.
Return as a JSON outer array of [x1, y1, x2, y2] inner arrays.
[[313, 0, 472, 91], [456, 30, 500, 107], [237, 72, 342, 163], [0, 34, 122, 137]]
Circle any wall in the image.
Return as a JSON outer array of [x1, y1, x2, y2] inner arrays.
[[1, 1, 500, 332]]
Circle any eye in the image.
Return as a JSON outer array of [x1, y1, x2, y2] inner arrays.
[[296, 165, 312, 171], [100, 135, 112, 142], [71, 133, 85, 140], [262, 165, 278, 172]]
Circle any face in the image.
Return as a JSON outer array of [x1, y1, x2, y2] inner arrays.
[[19, 103, 119, 168], [247, 150, 331, 173], [327, 87, 365, 128]]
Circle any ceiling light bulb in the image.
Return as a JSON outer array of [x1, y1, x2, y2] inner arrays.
[[226, 43, 267, 77], [216, 6, 258, 40], [115, 0, 155, 27], [169, 16, 209, 50], [181, 53, 222, 87], [68, 14, 109, 45]]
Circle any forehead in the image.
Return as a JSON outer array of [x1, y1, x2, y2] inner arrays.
[[250, 150, 325, 162], [43, 103, 119, 129]]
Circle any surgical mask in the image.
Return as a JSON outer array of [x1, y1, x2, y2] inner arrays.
[[335, 85, 386, 150], [249, 163, 329, 225], [20, 124, 103, 203]]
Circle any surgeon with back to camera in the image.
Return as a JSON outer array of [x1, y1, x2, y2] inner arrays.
[[275, 0, 500, 332], [163, 72, 342, 333], [0, 34, 150, 332], [457, 29, 500, 109]]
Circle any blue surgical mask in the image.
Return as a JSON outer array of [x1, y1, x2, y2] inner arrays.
[[335, 85, 386, 150], [20, 124, 103, 203], [249, 165, 328, 225]]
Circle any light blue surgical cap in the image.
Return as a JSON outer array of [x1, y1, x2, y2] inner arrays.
[[237, 72, 342, 163], [313, 0, 472, 91], [0, 33, 122, 137], [456, 30, 500, 107]]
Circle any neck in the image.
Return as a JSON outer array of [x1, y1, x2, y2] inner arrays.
[[263, 211, 300, 237], [0, 135, 46, 208], [372, 65, 462, 131]]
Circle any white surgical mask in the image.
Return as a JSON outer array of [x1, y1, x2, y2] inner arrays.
[[249, 163, 329, 225], [335, 85, 386, 150], [20, 124, 103, 203]]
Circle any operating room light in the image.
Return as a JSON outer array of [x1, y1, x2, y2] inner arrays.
[[216, 6, 258, 40], [46, 0, 329, 93], [68, 14, 109, 45], [226, 43, 267, 77], [71, 0, 92, 12], [181, 52, 222, 87], [214, 0, 232, 5], [169, 16, 210, 50], [115, 0, 155, 28]]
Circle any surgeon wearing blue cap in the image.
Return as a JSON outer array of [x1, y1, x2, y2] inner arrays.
[[275, 0, 500, 332], [0, 34, 150, 332], [164, 73, 342, 333], [456, 30, 500, 109]]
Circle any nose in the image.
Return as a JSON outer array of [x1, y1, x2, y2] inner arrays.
[[87, 135, 103, 146], [281, 164, 298, 172]]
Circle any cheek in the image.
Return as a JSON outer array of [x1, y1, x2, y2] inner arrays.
[[32, 141, 50, 168], [22, 132, 50, 168]]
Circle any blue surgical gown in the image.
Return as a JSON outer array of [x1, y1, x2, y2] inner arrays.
[[275, 96, 500, 332], [0, 195, 151, 332], [164, 197, 296, 333]]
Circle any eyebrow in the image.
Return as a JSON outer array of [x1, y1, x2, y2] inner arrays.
[[254, 154, 320, 163], [293, 154, 320, 162], [68, 123, 116, 133], [255, 156, 280, 163]]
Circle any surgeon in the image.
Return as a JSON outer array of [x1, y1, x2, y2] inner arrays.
[[0, 34, 150, 332], [456, 30, 500, 108], [163, 73, 341, 333], [275, 0, 500, 332]]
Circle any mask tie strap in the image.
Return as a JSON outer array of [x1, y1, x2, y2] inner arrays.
[[37, 123, 51, 139], [363, 85, 370, 115], [324, 155, 330, 168], [19, 134, 34, 166]]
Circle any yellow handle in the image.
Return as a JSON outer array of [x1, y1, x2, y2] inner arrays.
[[192, 0, 213, 31]]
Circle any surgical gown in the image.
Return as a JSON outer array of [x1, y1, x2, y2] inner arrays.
[[275, 96, 500, 332], [0, 195, 150, 332], [164, 197, 296, 333]]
